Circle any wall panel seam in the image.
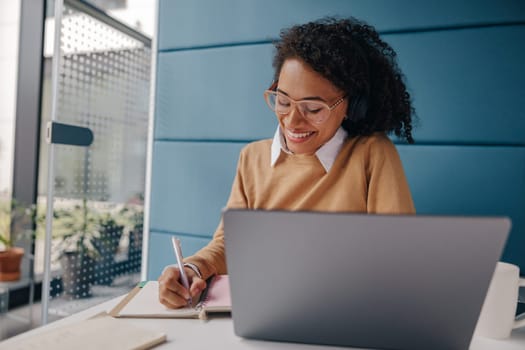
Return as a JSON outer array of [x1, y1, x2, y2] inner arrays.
[[159, 40, 273, 53], [153, 139, 525, 148], [158, 22, 525, 53], [381, 21, 525, 36], [400, 143, 525, 148], [154, 138, 257, 144]]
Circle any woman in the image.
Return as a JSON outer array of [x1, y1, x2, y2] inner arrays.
[[158, 17, 416, 308]]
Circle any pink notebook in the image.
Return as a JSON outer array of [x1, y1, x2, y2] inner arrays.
[[110, 275, 231, 319], [199, 275, 231, 311]]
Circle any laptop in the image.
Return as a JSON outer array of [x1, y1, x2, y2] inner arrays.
[[223, 210, 510, 350]]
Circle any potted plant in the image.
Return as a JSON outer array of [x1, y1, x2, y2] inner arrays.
[[92, 213, 124, 285], [0, 238, 24, 282], [53, 199, 101, 299], [0, 200, 33, 282], [119, 203, 144, 273]]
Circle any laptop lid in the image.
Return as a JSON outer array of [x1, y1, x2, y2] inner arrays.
[[223, 210, 510, 350]]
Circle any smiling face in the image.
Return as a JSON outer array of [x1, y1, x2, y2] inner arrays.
[[276, 58, 348, 155]]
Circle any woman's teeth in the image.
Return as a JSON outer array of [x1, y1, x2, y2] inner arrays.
[[287, 130, 314, 139]]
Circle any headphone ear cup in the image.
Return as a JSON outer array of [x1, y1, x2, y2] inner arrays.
[[349, 95, 368, 121]]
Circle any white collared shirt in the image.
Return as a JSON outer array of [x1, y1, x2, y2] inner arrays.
[[270, 126, 348, 172]]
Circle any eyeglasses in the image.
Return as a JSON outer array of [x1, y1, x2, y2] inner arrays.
[[263, 90, 346, 125]]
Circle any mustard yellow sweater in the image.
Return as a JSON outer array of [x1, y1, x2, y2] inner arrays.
[[185, 133, 415, 280]]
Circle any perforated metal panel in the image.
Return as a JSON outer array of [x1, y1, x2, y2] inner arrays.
[[40, 0, 151, 319]]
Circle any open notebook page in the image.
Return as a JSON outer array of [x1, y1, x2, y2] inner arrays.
[[118, 281, 200, 317], [116, 275, 231, 318]]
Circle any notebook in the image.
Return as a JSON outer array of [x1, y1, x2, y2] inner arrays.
[[0, 312, 166, 350], [109, 275, 231, 320], [223, 209, 511, 350]]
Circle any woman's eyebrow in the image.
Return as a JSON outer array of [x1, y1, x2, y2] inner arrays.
[[276, 88, 327, 102]]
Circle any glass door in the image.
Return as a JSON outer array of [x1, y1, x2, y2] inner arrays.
[[39, 0, 151, 324]]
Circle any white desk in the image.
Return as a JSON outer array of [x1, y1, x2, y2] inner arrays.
[[1, 295, 525, 350]]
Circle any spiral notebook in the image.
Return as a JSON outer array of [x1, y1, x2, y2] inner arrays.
[[109, 275, 231, 320]]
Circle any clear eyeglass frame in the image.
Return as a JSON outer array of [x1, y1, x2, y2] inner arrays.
[[263, 90, 346, 125]]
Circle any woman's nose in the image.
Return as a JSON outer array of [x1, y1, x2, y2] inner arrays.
[[284, 104, 304, 125]]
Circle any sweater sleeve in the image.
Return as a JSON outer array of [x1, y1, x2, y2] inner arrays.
[[366, 135, 415, 214], [184, 149, 249, 280]]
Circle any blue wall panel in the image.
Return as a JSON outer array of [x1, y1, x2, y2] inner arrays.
[[159, 0, 525, 50], [389, 25, 525, 145], [148, 231, 211, 279], [155, 45, 275, 141], [398, 145, 525, 269], [149, 141, 246, 236]]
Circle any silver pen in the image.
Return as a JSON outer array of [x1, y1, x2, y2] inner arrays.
[[171, 236, 192, 306]]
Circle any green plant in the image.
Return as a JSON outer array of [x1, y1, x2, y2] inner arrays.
[[52, 200, 129, 260], [0, 201, 10, 249], [53, 199, 106, 261], [118, 204, 143, 232], [0, 200, 36, 251]]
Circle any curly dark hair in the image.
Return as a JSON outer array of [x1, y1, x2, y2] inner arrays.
[[273, 17, 415, 143]]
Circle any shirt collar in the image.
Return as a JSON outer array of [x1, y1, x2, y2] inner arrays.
[[270, 126, 348, 172]]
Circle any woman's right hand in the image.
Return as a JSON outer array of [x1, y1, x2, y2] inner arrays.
[[158, 266, 206, 309]]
